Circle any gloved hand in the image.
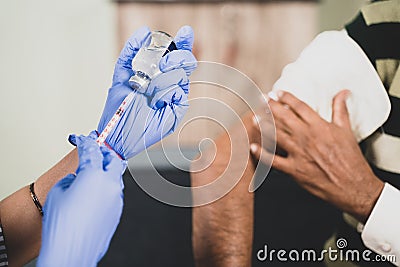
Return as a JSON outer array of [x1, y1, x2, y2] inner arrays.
[[37, 133, 125, 267], [97, 25, 197, 159]]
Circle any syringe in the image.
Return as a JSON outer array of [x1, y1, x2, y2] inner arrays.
[[96, 92, 135, 146]]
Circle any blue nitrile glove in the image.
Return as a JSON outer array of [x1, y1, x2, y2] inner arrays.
[[97, 25, 197, 159], [37, 133, 125, 267]]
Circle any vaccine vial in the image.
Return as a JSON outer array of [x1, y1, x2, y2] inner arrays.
[[129, 31, 177, 94]]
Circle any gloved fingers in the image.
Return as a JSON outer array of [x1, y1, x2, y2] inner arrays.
[[76, 135, 104, 172], [55, 173, 77, 192], [168, 96, 189, 127], [100, 146, 126, 175], [43, 173, 76, 214], [112, 26, 152, 86], [149, 68, 188, 95], [100, 146, 125, 193], [148, 68, 189, 108], [174, 25, 194, 51], [153, 94, 189, 134], [88, 130, 98, 140], [159, 50, 197, 77], [151, 84, 188, 109], [45, 174, 76, 202], [68, 131, 98, 146], [68, 134, 78, 146]]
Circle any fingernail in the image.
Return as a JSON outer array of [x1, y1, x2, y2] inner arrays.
[[345, 90, 352, 99], [250, 143, 258, 153], [276, 90, 285, 98], [268, 91, 279, 101]]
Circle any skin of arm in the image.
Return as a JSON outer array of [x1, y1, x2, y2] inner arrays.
[[0, 148, 78, 267], [191, 112, 260, 267], [250, 90, 384, 223]]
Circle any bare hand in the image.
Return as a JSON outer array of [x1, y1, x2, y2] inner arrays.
[[250, 90, 384, 222]]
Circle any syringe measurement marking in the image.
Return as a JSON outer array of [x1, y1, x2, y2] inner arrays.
[[96, 92, 135, 146]]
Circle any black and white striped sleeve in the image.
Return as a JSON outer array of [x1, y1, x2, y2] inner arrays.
[[0, 225, 8, 267]]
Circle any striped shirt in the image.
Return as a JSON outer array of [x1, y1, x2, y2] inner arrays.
[[333, 2, 400, 266], [346, 0, 400, 177], [0, 225, 8, 267]]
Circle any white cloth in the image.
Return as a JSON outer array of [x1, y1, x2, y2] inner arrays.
[[362, 183, 400, 266], [272, 30, 391, 142], [273, 29, 398, 265]]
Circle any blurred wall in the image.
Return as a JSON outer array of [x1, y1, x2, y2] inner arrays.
[[116, 1, 318, 148], [0, 0, 369, 200], [0, 0, 116, 199]]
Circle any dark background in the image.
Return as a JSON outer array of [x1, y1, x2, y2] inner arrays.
[[99, 168, 341, 267]]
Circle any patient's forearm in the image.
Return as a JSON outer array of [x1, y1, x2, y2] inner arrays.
[[0, 148, 78, 267], [192, 162, 255, 267], [192, 113, 259, 267]]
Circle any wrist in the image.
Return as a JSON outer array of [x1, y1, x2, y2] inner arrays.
[[353, 175, 384, 223], [29, 183, 44, 217]]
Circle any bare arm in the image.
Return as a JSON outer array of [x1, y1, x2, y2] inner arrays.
[[191, 113, 260, 267], [0, 148, 78, 267]]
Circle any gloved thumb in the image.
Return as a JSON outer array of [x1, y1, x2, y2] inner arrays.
[[174, 25, 194, 51], [68, 131, 98, 146], [75, 135, 103, 173]]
